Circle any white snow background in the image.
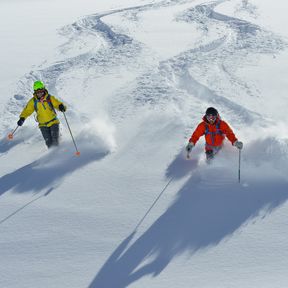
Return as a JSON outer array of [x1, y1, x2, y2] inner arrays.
[[1, 0, 288, 287]]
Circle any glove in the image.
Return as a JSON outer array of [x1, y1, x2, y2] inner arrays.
[[186, 142, 194, 152], [59, 104, 66, 112], [234, 140, 243, 150], [17, 117, 25, 126]]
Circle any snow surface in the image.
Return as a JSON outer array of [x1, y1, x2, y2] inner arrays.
[[1, 0, 288, 287]]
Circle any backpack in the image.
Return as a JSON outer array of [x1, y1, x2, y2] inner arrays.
[[204, 120, 223, 145], [33, 94, 56, 114], [33, 94, 58, 124]]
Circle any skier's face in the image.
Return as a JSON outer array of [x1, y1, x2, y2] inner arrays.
[[206, 114, 217, 124], [35, 89, 46, 99]]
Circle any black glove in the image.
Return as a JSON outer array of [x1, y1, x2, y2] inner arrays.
[[186, 142, 194, 152], [59, 104, 66, 112], [17, 117, 25, 126], [233, 140, 243, 150]]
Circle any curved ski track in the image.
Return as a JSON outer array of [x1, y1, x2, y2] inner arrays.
[[2, 0, 285, 132]]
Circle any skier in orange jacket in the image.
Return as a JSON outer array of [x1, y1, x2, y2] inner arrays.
[[186, 107, 243, 160]]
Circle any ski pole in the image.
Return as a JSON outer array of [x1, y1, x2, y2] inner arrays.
[[238, 149, 241, 183], [7, 126, 19, 140], [62, 112, 80, 156]]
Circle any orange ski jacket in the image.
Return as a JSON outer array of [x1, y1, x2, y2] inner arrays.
[[189, 116, 237, 149]]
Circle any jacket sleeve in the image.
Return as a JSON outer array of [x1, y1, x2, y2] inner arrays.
[[189, 122, 206, 145], [50, 95, 66, 111], [221, 121, 237, 144], [20, 98, 35, 119]]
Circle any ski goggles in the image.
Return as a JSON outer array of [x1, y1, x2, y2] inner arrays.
[[35, 89, 46, 97], [206, 114, 217, 122]]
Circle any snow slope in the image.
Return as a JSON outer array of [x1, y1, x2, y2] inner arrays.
[[1, 0, 288, 287]]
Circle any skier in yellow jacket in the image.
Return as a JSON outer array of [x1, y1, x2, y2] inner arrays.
[[17, 80, 66, 148]]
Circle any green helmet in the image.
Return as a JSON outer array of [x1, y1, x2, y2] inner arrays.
[[33, 80, 45, 91]]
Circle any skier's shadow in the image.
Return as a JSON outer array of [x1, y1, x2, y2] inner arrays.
[[0, 146, 108, 196], [89, 169, 288, 288], [165, 148, 201, 180], [0, 137, 23, 155], [0, 128, 37, 156]]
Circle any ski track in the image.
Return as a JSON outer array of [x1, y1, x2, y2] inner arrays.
[[1, 0, 287, 184], [171, 1, 286, 125], [3, 0, 286, 128], [1, 0, 287, 183], [1, 1, 288, 287]]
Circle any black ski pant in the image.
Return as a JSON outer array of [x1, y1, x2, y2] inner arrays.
[[205, 145, 222, 160], [40, 124, 59, 148]]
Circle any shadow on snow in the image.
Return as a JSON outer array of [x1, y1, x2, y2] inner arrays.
[[0, 146, 107, 196], [165, 149, 201, 180], [89, 164, 288, 288]]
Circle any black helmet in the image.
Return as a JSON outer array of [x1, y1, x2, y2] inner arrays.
[[205, 107, 218, 116]]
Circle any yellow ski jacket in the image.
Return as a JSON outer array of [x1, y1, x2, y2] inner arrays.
[[20, 92, 66, 127]]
